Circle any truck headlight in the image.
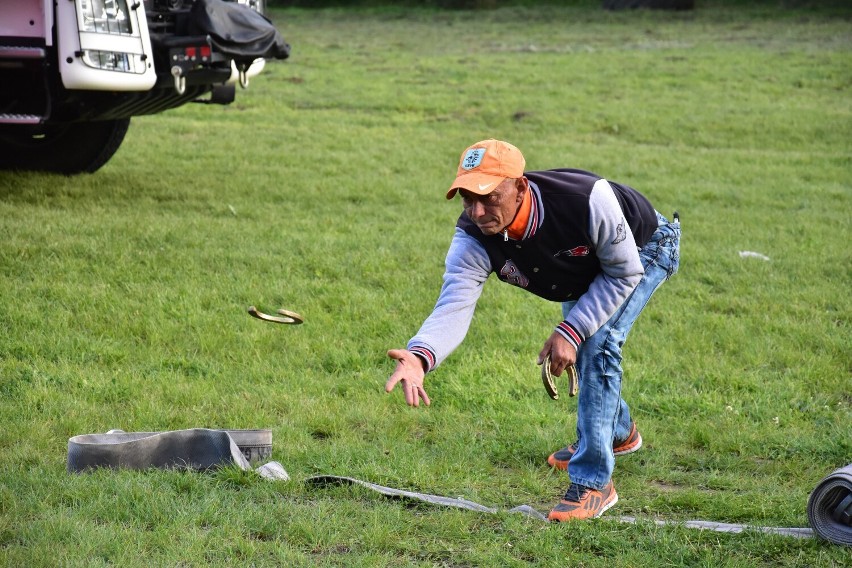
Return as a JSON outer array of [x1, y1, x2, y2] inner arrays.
[[81, 50, 134, 72], [78, 0, 132, 35]]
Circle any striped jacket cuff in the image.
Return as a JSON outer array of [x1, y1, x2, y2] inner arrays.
[[555, 321, 584, 350], [408, 345, 436, 373]]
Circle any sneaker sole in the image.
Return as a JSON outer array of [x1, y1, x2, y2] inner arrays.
[[613, 433, 642, 456], [592, 492, 618, 518]]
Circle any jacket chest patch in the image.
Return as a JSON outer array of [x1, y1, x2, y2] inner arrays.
[[499, 260, 529, 288]]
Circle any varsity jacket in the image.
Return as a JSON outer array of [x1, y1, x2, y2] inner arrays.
[[407, 169, 658, 373]]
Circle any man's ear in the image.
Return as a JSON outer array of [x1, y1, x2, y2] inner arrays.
[[516, 177, 529, 204]]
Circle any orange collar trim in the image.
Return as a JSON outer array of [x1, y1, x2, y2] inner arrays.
[[506, 188, 531, 240]]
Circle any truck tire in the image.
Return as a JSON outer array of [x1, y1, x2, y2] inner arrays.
[[0, 118, 131, 175]]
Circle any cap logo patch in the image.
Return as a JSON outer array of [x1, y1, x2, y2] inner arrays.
[[461, 148, 485, 170]]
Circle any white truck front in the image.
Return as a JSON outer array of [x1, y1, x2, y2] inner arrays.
[[0, 0, 287, 174]]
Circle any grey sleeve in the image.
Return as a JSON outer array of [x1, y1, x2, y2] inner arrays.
[[407, 228, 491, 371], [561, 179, 645, 342]]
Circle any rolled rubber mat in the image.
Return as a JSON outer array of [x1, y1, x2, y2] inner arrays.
[[67, 429, 287, 480], [807, 463, 852, 546]]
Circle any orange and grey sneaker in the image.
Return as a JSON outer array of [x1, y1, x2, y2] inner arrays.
[[548, 481, 618, 522], [547, 422, 643, 470]]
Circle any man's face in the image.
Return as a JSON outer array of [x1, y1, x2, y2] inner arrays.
[[459, 178, 526, 236]]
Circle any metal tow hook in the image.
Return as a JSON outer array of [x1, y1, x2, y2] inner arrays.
[[171, 66, 186, 95]]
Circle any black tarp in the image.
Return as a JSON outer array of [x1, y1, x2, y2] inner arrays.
[[189, 0, 291, 65]]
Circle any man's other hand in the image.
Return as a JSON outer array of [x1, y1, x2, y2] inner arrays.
[[537, 332, 577, 377]]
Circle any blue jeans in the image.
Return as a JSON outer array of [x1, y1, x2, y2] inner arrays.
[[560, 212, 681, 490]]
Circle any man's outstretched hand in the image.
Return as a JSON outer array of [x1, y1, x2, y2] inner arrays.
[[385, 348, 431, 407]]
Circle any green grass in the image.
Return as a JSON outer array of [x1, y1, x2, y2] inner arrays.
[[1, 2, 851, 566]]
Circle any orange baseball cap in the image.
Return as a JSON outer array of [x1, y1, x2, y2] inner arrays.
[[446, 139, 526, 199]]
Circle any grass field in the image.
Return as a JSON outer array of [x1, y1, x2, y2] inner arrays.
[[1, 1, 850, 566]]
